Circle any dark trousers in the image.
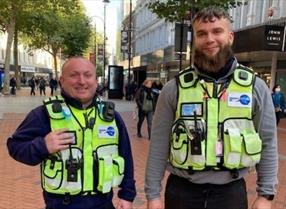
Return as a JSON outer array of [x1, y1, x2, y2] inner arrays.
[[137, 109, 153, 138], [46, 201, 115, 209], [50, 87, 54, 96], [30, 87, 35, 95], [275, 111, 282, 125], [165, 174, 248, 209], [40, 87, 46, 96]]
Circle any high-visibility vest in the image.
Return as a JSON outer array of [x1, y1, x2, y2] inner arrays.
[[171, 66, 262, 172], [41, 95, 124, 195]]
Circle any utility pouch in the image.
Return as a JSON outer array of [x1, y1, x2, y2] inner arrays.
[[94, 145, 124, 193], [42, 158, 63, 190], [240, 131, 262, 167], [223, 128, 242, 169], [44, 149, 82, 195], [112, 156, 125, 187], [171, 119, 205, 170], [97, 156, 113, 193]]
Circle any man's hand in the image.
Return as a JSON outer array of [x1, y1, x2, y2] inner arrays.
[[116, 198, 132, 209], [147, 198, 163, 209], [44, 129, 74, 154], [251, 196, 272, 209]]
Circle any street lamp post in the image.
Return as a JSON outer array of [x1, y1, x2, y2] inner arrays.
[[127, 0, 132, 89], [103, 0, 110, 85]]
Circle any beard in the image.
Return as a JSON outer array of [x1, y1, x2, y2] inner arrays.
[[194, 44, 233, 73]]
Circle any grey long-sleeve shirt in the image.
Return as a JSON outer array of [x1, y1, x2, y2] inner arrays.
[[145, 60, 278, 200]]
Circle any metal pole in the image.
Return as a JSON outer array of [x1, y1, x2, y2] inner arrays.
[[103, 3, 106, 84], [179, 20, 183, 71], [128, 0, 132, 88]]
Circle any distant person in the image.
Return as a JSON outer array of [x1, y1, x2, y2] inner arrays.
[[135, 79, 156, 139], [9, 76, 16, 95], [130, 81, 138, 100], [28, 76, 36, 96], [35, 77, 39, 90], [7, 56, 136, 209], [145, 6, 278, 209], [272, 84, 285, 124], [39, 77, 46, 96], [49, 77, 58, 96]]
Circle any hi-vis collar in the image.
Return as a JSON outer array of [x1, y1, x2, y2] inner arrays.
[[177, 65, 255, 89]]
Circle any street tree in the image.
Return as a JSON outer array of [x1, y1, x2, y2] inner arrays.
[[0, 0, 66, 93], [148, 0, 243, 23], [148, 0, 243, 67], [0, 0, 22, 94], [21, 0, 91, 81]]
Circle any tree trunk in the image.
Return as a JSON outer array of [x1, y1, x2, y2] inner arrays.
[[3, 19, 15, 95], [14, 26, 21, 90], [53, 53, 58, 81]]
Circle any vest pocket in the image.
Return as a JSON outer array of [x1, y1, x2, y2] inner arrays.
[[112, 156, 125, 187], [94, 145, 125, 193], [223, 128, 242, 169], [240, 131, 262, 167], [171, 119, 206, 170], [97, 156, 113, 193], [43, 159, 63, 190], [223, 128, 262, 169]]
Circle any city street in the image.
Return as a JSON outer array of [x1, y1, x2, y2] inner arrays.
[[0, 88, 286, 209]]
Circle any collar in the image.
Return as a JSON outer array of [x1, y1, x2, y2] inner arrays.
[[61, 90, 98, 110]]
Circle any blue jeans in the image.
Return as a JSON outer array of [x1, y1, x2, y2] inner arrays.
[[165, 174, 248, 209]]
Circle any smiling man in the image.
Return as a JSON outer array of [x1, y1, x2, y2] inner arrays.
[[7, 57, 136, 209], [145, 6, 278, 209]]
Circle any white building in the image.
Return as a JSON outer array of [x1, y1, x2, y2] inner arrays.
[[119, 0, 286, 89], [0, 33, 54, 85]]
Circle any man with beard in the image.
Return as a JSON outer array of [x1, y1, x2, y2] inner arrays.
[[145, 6, 278, 209]]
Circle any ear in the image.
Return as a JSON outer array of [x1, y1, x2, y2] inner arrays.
[[229, 31, 234, 45]]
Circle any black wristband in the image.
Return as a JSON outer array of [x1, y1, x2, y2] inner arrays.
[[260, 194, 274, 201]]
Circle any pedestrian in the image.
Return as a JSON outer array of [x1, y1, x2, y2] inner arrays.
[[135, 79, 156, 139], [7, 57, 136, 209], [130, 81, 138, 100], [28, 76, 36, 96], [39, 77, 46, 96], [272, 84, 285, 125], [49, 77, 58, 96], [9, 76, 16, 95], [145, 6, 278, 209], [35, 76, 39, 90]]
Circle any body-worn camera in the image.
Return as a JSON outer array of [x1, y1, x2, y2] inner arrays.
[[66, 158, 82, 182], [190, 111, 204, 155]]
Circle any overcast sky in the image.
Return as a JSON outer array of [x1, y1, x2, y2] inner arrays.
[[82, 0, 121, 55]]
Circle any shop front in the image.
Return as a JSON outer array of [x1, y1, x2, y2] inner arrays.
[[233, 23, 286, 90]]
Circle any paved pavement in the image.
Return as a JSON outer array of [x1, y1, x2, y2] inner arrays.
[[0, 88, 286, 209]]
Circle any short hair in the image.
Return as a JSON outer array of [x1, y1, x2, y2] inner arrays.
[[192, 6, 232, 25], [272, 84, 280, 92]]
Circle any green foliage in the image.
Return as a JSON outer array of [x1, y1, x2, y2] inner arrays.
[[20, 0, 91, 58], [61, 14, 91, 56], [148, 0, 243, 22]]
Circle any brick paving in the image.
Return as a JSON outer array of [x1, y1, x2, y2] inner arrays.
[[0, 88, 286, 209]]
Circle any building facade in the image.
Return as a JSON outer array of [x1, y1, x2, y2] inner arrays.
[[0, 33, 54, 86], [118, 0, 286, 90]]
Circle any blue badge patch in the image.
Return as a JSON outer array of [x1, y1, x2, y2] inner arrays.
[[181, 103, 202, 116], [107, 126, 115, 136], [228, 93, 252, 107]]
